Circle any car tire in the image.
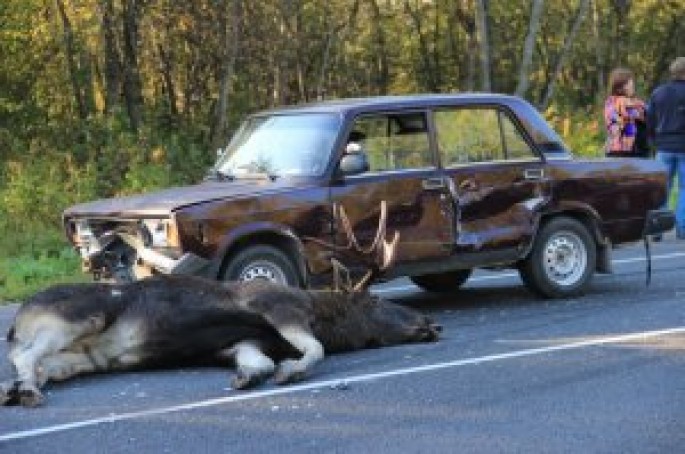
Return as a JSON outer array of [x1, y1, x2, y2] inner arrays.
[[222, 245, 301, 287], [519, 217, 596, 298], [410, 269, 472, 293]]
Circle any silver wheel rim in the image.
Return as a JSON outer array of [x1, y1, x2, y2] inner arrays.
[[238, 260, 288, 284], [542, 230, 587, 287]]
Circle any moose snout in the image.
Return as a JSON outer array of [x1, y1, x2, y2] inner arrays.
[[427, 324, 441, 341], [415, 322, 441, 341]]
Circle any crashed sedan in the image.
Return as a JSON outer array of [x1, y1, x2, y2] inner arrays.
[[63, 94, 674, 298]]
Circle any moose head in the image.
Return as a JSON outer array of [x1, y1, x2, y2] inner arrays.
[[304, 201, 441, 352]]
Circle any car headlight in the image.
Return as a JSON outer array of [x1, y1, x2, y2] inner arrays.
[[74, 220, 95, 244], [141, 218, 180, 249]]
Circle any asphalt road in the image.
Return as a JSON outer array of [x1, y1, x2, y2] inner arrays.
[[1, 236, 685, 453]]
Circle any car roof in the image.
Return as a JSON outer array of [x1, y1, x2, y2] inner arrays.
[[253, 93, 528, 117]]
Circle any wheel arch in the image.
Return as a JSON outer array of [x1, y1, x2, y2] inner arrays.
[[528, 206, 610, 273], [209, 223, 308, 287]]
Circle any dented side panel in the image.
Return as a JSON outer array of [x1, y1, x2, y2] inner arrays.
[[173, 185, 334, 279], [444, 159, 550, 257]]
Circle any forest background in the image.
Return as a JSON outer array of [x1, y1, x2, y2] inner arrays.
[[0, 0, 683, 299]]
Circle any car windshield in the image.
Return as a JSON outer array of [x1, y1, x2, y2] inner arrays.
[[214, 113, 341, 178]]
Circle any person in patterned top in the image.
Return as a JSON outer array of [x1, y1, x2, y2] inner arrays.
[[604, 68, 647, 157]]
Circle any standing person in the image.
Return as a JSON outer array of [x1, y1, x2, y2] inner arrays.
[[604, 68, 648, 157], [648, 57, 685, 239]]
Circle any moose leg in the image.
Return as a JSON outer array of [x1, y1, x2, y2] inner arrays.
[[36, 351, 101, 387], [0, 381, 20, 406], [273, 326, 324, 385], [0, 352, 77, 406], [4, 314, 106, 407], [219, 341, 276, 390], [6, 331, 69, 407]]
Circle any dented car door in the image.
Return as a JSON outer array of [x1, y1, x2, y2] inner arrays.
[[330, 111, 455, 266], [434, 106, 551, 259]]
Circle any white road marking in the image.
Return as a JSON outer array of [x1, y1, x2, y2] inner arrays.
[[373, 251, 685, 294], [1, 325, 685, 442]]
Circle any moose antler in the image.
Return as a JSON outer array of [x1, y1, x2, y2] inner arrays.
[[305, 201, 400, 292]]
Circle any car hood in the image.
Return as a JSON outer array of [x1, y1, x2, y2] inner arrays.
[[64, 180, 298, 218]]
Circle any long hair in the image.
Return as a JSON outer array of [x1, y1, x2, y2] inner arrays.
[[608, 68, 634, 96]]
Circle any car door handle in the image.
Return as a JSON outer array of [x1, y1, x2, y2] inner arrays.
[[524, 168, 544, 180], [422, 177, 447, 191]]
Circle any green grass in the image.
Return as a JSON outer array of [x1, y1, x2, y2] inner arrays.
[[0, 250, 86, 302], [0, 226, 87, 302]]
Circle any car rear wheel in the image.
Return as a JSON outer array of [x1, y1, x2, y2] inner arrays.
[[410, 269, 472, 293], [222, 245, 301, 287], [519, 217, 596, 298]]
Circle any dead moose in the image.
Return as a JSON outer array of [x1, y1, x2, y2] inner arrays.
[[1, 202, 440, 407]]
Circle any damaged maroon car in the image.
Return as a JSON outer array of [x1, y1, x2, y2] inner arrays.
[[63, 94, 674, 298]]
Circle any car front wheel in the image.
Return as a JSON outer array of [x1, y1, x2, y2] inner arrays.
[[410, 269, 472, 293], [222, 245, 301, 287], [519, 217, 596, 298]]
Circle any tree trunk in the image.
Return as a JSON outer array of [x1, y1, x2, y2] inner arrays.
[[316, 1, 360, 99], [158, 44, 178, 119], [98, 0, 121, 114], [453, 0, 477, 91], [515, 0, 545, 98], [404, 1, 437, 91], [475, 0, 491, 91], [212, 0, 241, 149], [648, 11, 683, 93], [611, 0, 631, 66], [539, 0, 590, 110], [446, 1, 461, 88], [121, 0, 144, 132], [432, 2, 442, 90], [367, 0, 389, 95], [55, 0, 87, 120], [591, 0, 605, 102]]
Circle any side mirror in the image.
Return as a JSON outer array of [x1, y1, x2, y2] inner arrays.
[[339, 143, 369, 176]]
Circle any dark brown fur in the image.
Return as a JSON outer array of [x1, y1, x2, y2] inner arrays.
[[2, 274, 439, 407]]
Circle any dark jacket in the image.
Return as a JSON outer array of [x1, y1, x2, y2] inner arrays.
[[647, 80, 685, 152]]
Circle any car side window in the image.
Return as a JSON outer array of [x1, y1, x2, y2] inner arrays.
[[501, 112, 536, 160], [434, 108, 536, 165], [348, 112, 432, 172]]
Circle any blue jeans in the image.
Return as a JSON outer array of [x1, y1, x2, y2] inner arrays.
[[656, 151, 685, 239]]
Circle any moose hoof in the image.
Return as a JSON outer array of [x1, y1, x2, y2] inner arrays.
[[273, 360, 307, 385], [231, 372, 267, 390], [0, 381, 20, 406], [17, 383, 44, 408]]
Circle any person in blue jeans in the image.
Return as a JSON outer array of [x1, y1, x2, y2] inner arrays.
[[647, 57, 685, 239]]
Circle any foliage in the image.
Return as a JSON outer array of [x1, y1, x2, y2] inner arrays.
[[0, 225, 86, 301], [545, 107, 605, 157]]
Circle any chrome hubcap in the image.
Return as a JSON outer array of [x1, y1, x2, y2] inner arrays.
[[542, 231, 587, 287], [239, 260, 287, 284]]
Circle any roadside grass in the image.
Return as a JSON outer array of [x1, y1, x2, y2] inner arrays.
[[0, 226, 87, 303]]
